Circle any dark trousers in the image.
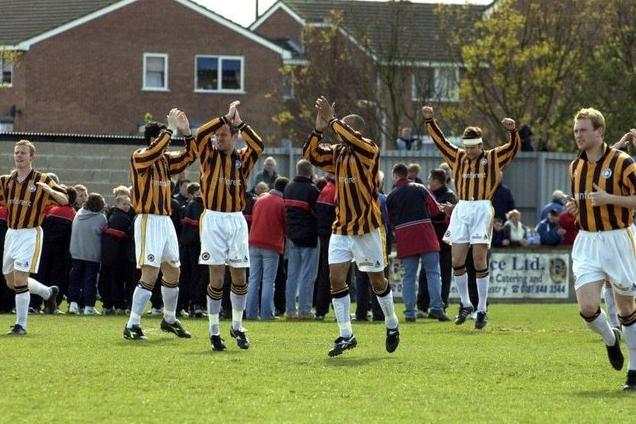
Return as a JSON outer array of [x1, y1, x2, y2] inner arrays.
[[31, 242, 70, 309], [417, 248, 452, 310], [0, 268, 12, 312], [274, 254, 287, 315], [68, 259, 101, 307], [100, 263, 130, 310], [354, 264, 384, 321], [313, 234, 331, 317], [180, 243, 208, 311], [150, 273, 163, 310]]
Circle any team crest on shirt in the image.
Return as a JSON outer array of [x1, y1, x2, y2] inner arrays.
[[235, 160, 242, 169], [29, 184, 37, 192], [480, 158, 488, 166], [201, 252, 210, 261], [602, 168, 612, 179], [147, 254, 155, 262]]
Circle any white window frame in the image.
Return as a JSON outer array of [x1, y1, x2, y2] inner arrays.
[[142, 53, 169, 91], [0, 57, 13, 87], [411, 66, 460, 102], [194, 55, 245, 94]]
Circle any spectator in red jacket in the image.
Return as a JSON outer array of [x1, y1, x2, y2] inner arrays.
[[246, 177, 288, 320], [558, 209, 578, 245]]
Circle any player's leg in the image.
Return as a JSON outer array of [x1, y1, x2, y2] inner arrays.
[[451, 242, 472, 324], [614, 290, 636, 390], [602, 282, 620, 329], [228, 266, 249, 349], [471, 243, 490, 329], [159, 262, 191, 338]]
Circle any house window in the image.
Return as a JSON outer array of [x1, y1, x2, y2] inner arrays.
[[143, 53, 168, 91], [0, 58, 13, 87], [412, 66, 459, 102], [195, 56, 244, 92], [282, 73, 293, 99]]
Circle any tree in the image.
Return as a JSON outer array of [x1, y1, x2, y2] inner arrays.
[[438, 0, 606, 151], [272, 3, 428, 148]]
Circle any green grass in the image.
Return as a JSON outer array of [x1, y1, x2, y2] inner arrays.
[[1, 304, 635, 423]]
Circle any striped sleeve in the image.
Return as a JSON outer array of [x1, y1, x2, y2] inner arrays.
[[0, 176, 6, 205], [44, 177, 68, 207], [621, 156, 636, 193], [165, 135, 197, 175], [238, 122, 265, 172], [425, 119, 459, 170], [495, 129, 521, 169], [329, 118, 378, 166], [131, 130, 172, 168], [193, 116, 227, 157], [303, 130, 336, 174]]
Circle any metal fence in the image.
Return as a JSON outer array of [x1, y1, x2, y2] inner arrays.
[[255, 146, 573, 224]]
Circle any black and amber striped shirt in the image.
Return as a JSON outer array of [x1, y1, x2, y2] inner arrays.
[[426, 119, 521, 201], [303, 118, 383, 236], [0, 169, 66, 229], [569, 144, 636, 232], [131, 130, 196, 215], [193, 116, 264, 212]]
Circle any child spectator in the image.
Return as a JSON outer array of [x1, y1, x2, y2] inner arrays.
[[68, 193, 107, 315], [101, 195, 134, 315]]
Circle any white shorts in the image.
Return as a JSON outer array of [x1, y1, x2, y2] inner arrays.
[[572, 227, 636, 295], [199, 209, 249, 268], [328, 227, 385, 272], [443, 200, 493, 246], [134, 214, 180, 269], [2, 227, 43, 275]]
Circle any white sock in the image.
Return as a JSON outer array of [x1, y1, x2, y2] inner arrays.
[[207, 296, 222, 336], [454, 272, 472, 308], [476, 275, 489, 312], [584, 310, 616, 346], [15, 291, 30, 328], [27, 277, 51, 299], [161, 286, 179, 324], [230, 291, 246, 331], [127, 285, 152, 328], [332, 295, 353, 338], [623, 323, 636, 370], [376, 290, 399, 329], [602, 286, 620, 328]]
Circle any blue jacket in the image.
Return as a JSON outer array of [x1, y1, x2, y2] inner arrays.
[[536, 218, 561, 246]]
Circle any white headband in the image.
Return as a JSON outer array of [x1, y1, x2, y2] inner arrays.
[[462, 137, 482, 146]]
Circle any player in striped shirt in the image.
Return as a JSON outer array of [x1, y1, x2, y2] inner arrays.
[[566, 108, 636, 391], [304, 96, 399, 357], [124, 108, 196, 341], [192, 101, 264, 351], [423, 106, 519, 329], [1, 140, 68, 335]]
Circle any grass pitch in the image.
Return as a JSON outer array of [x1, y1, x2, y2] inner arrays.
[[1, 304, 635, 423]]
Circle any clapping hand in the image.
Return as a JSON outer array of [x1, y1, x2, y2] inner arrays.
[[501, 118, 516, 131]]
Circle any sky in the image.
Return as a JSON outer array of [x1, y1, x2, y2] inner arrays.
[[194, 0, 492, 27]]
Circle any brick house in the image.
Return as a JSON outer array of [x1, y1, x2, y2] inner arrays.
[[250, 0, 491, 146], [0, 0, 291, 142]]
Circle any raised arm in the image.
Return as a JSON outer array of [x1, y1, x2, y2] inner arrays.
[[329, 118, 379, 163], [303, 130, 336, 174], [132, 108, 180, 169], [495, 117, 520, 168], [422, 106, 459, 169], [166, 110, 197, 175], [610, 129, 636, 150]]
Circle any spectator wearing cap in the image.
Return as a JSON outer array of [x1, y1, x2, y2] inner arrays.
[[536, 209, 562, 246], [540, 190, 567, 220]]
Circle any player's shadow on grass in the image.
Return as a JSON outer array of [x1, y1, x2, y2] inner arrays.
[[572, 390, 633, 398], [322, 356, 396, 367], [116, 337, 181, 347]]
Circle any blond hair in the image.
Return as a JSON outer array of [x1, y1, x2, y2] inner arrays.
[[112, 185, 131, 197], [15, 139, 36, 156], [574, 108, 605, 134]]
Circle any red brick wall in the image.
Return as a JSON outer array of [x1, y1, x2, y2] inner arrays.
[[254, 8, 304, 48], [15, 0, 285, 144]]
